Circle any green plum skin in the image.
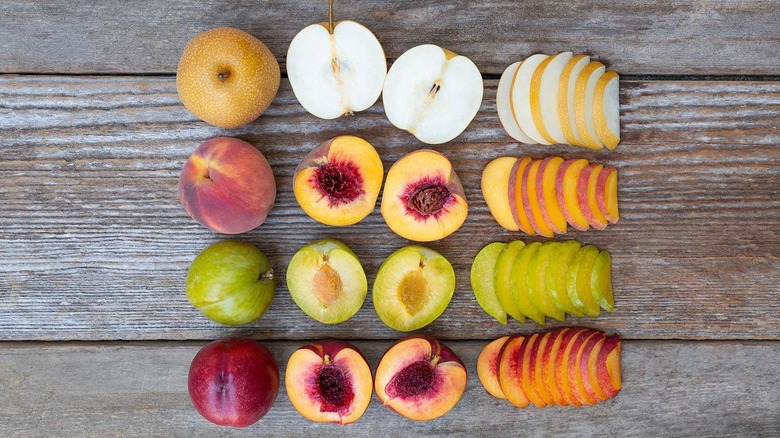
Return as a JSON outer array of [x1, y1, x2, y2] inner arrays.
[[186, 240, 275, 326]]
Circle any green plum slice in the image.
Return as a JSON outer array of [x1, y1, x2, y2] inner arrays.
[[493, 241, 527, 323], [526, 242, 566, 321], [373, 245, 455, 332], [286, 239, 367, 324], [470, 242, 509, 325], [591, 250, 614, 311], [566, 245, 600, 318], [186, 240, 275, 326], [546, 240, 583, 317], [510, 242, 546, 325]]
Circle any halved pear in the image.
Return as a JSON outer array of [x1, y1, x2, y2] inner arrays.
[[510, 242, 546, 325], [574, 61, 606, 150], [287, 19, 386, 119], [530, 52, 573, 144], [286, 239, 367, 324], [558, 55, 590, 147], [383, 44, 483, 144], [493, 240, 527, 323], [372, 245, 455, 332], [593, 71, 620, 149], [471, 242, 509, 324], [497, 62, 537, 144], [526, 242, 566, 321], [566, 245, 601, 317], [546, 240, 583, 317], [510, 54, 553, 145]]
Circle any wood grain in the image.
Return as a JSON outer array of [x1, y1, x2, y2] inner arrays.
[[1, 1, 779, 75], [0, 76, 778, 341], [0, 340, 777, 437]]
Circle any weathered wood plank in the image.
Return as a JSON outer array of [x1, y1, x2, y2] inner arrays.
[[1, 1, 779, 75], [0, 77, 778, 341], [0, 341, 777, 437]]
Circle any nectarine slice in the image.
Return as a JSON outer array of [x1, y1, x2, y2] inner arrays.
[[523, 159, 555, 237], [375, 336, 467, 421], [596, 166, 620, 224], [380, 149, 468, 242], [511, 157, 537, 235], [602, 335, 623, 394], [574, 61, 606, 150], [556, 158, 590, 231], [531, 331, 556, 405], [526, 242, 566, 321], [482, 157, 521, 231], [577, 332, 606, 403], [520, 333, 547, 407], [593, 71, 621, 150], [558, 55, 590, 147], [591, 250, 614, 312], [536, 157, 568, 234], [494, 241, 528, 323], [556, 328, 591, 406], [294, 135, 383, 226], [285, 340, 372, 425], [577, 164, 608, 230], [478, 336, 510, 399], [566, 245, 601, 318], [541, 328, 570, 406], [470, 242, 509, 324], [546, 240, 584, 317], [497, 335, 530, 407], [568, 331, 600, 405], [510, 242, 546, 325]]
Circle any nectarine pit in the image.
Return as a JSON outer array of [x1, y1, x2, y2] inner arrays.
[[385, 358, 437, 398], [312, 161, 364, 206], [314, 360, 355, 414], [402, 178, 453, 219]]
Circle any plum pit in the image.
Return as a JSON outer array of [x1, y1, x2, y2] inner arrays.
[[316, 363, 355, 414], [397, 269, 429, 316], [313, 161, 365, 206]]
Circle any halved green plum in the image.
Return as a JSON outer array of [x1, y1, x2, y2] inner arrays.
[[373, 246, 456, 332], [470, 242, 509, 324], [526, 242, 565, 321], [566, 245, 601, 317], [286, 239, 367, 324], [493, 241, 527, 323], [546, 240, 584, 317], [591, 250, 614, 311], [510, 242, 546, 325]]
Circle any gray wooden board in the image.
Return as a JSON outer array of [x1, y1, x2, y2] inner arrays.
[[1, 1, 779, 75], [0, 77, 778, 341], [0, 340, 777, 437]]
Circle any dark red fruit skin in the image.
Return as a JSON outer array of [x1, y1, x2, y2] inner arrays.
[[298, 339, 369, 363], [188, 338, 279, 427]]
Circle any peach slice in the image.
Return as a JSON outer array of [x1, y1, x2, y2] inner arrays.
[[536, 156, 568, 234], [577, 164, 608, 230], [556, 159, 590, 231], [510, 242, 546, 325], [510, 157, 537, 235], [593, 71, 621, 150], [595, 334, 622, 399], [541, 328, 570, 406], [530, 331, 556, 406], [478, 336, 510, 399], [496, 335, 530, 407], [471, 242, 509, 324], [375, 336, 467, 421], [380, 149, 468, 242], [481, 157, 521, 231], [596, 166, 620, 224], [294, 135, 383, 226], [574, 61, 606, 150], [530, 52, 573, 145], [558, 55, 590, 147], [179, 137, 276, 234], [285, 340, 372, 425], [555, 328, 591, 406], [577, 332, 607, 403], [586, 336, 609, 401], [522, 159, 555, 237], [520, 333, 548, 407], [495, 240, 528, 323], [567, 330, 600, 406]]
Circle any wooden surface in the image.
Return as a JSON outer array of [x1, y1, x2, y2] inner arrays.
[[1, 0, 779, 436]]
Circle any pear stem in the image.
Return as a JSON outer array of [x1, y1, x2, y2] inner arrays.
[[328, 0, 334, 33]]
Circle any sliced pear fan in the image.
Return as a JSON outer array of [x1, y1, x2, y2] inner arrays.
[[497, 62, 537, 144]]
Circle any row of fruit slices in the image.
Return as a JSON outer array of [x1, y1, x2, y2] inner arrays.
[[482, 156, 619, 236], [497, 52, 620, 150], [471, 240, 613, 326], [478, 328, 622, 408]]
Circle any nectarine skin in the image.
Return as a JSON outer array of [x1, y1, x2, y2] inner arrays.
[[180, 137, 276, 234], [188, 338, 279, 427]]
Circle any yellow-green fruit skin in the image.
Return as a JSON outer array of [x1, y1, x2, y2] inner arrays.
[[471, 242, 509, 324]]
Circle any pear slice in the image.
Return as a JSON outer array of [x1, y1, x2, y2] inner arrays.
[[530, 51, 573, 144], [497, 62, 537, 144], [470, 242, 509, 325], [558, 55, 590, 147], [574, 61, 606, 150], [510, 54, 553, 145], [383, 44, 483, 144], [593, 71, 621, 149], [287, 20, 386, 119]]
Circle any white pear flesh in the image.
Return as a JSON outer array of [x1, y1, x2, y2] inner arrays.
[[593, 71, 620, 149], [558, 55, 590, 147], [530, 51, 573, 144], [574, 62, 607, 150], [510, 54, 552, 145], [383, 44, 484, 144], [287, 20, 387, 120], [496, 61, 537, 144]]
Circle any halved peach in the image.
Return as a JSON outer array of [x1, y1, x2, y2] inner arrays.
[[285, 340, 372, 425], [375, 335, 467, 421], [380, 150, 468, 242], [520, 333, 548, 407], [568, 331, 600, 406], [577, 164, 608, 230], [530, 331, 556, 406], [541, 327, 570, 406], [496, 335, 530, 407], [294, 136, 383, 226], [510, 157, 537, 235], [556, 328, 591, 406], [556, 159, 590, 231], [536, 156, 567, 234], [482, 157, 520, 231], [522, 159, 555, 237], [596, 165, 620, 224], [478, 336, 510, 399]]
